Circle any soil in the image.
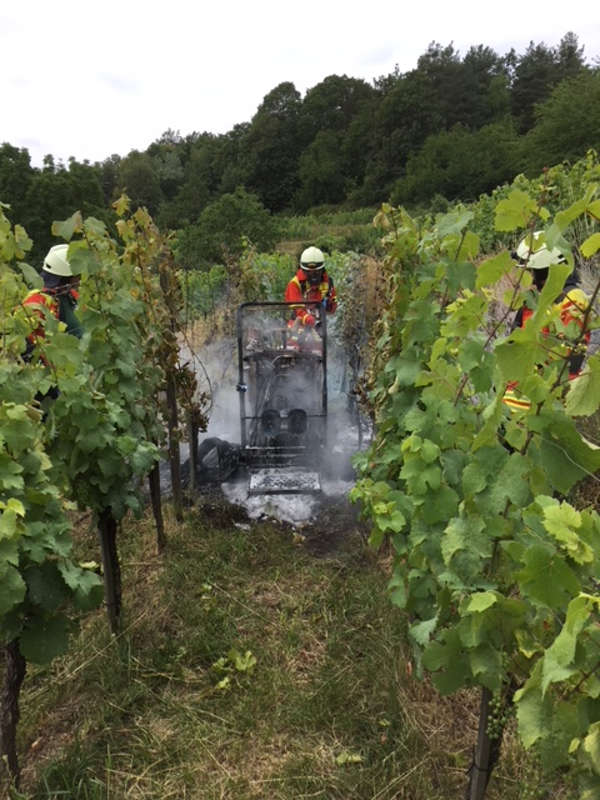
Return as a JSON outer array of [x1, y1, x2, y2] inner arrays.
[[300, 496, 370, 556], [191, 483, 370, 558]]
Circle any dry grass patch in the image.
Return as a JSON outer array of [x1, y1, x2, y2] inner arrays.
[[6, 500, 564, 799]]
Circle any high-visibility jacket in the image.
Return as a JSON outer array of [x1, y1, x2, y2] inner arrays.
[[502, 286, 590, 412], [284, 268, 337, 327], [21, 287, 82, 360]]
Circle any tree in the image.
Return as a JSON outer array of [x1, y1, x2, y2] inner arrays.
[[98, 154, 122, 206], [524, 70, 600, 173], [391, 119, 522, 206], [295, 75, 377, 209], [157, 134, 221, 229], [556, 31, 587, 82], [462, 45, 511, 126], [244, 82, 302, 211], [298, 74, 376, 142], [66, 158, 105, 215], [117, 151, 162, 216], [511, 33, 587, 133], [0, 143, 34, 223], [218, 123, 252, 195], [296, 130, 347, 210], [363, 42, 504, 200], [21, 159, 105, 264], [174, 186, 279, 269]]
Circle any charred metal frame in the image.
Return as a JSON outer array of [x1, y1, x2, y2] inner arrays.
[[236, 301, 328, 490]]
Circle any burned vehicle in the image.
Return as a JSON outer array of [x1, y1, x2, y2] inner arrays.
[[236, 301, 328, 493]]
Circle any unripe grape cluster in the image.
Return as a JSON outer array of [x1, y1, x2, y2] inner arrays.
[[486, 693, 514, 740]]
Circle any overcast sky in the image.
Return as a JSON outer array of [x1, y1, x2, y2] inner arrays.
[[3, 0, 599, 168]]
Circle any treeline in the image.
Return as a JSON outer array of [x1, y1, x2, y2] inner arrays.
[[1, 33, 599, 265]]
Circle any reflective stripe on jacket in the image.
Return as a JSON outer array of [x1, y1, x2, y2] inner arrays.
[[502, 287, 590, 412], [284, 268, 337, 325]]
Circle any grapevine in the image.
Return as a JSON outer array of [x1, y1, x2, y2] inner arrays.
[[1, 197, 207, 782], [352, 177, 600, 796], [0, 208, 103, 787]]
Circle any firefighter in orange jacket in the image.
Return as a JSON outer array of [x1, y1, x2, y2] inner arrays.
[[284, 246, 337, 351], [22, 243, 83, 362], [502, 231, 589, 412]]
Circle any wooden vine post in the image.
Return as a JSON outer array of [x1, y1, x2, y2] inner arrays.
[[188, 414, 199, 493], [0, 640, 26, 789], [148, 464, 166, 553], [159, 255, 183, 522], [467, 688, 494, 800], [98, 509, 122, 635]]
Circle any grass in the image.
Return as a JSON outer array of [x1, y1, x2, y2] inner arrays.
[[3, 495, 569, 799]]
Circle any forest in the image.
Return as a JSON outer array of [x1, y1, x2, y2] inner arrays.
[[1, 32, 598, 266]]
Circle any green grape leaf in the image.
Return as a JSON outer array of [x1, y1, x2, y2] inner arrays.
[[458, 336, 487, 373], [13, 224, 33, 257], [436, 209, 473, 238], [0, 538, 19, 567], [462, 462, 488, 497], [420, 439, 441, 464], [83, 216, 108, 237], [581, 233, 600, 259], [541, 595, 593, 694], [476, 250, 513, 289], [0, 563, 26, 615], [515, 663, 552, 748], [19, 615, 70, 664], [421, 485, 459, 525], [24, 562, 70, 612], [410, 615, 438, 646], [423, 629, 471, 694], [446, 261, 476, 294], [565, 358, 600, 417], [536, 414, 600, 494], [553, 197, 588, 230], [495, 335, 541, 385], [51, 212, 82, 242], [440, 449, 467, 487], [68, 242, 101, 276], [15, 261, 42, 288], [487, 452, 531, 513], [469, 644, 503, 691], [542, 503, 593, 564], [0, 507, 20, 539], [583, 722, 600, 776], [57, 561, 103, 611], [388, 357, 422, 389], [495, 190, 538, 232], [515, 545, 580, 608], [400, 457, 441, 494], [465, 592, 498, 614], [442, 516, 485, 564], [515, 628, 542, 660], [388, 573, 407, 609]]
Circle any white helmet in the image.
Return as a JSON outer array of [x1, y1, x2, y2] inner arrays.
[[516, 231, 565, 270], [43, 244, 73, 277], [300, 246, 324, 270]]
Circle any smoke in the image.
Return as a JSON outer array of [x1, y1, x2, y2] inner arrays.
[[183, 334, 242, 443], [183, 311, 371, 524]]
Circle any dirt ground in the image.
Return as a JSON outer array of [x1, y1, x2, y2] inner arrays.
[[189, 482, 371, 558]]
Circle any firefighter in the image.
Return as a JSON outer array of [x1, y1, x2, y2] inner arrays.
[[22, 243, 83, 359], [502, 231, 590, 412], [284, 246, 337, 352], [20, 240, 83, 403]]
